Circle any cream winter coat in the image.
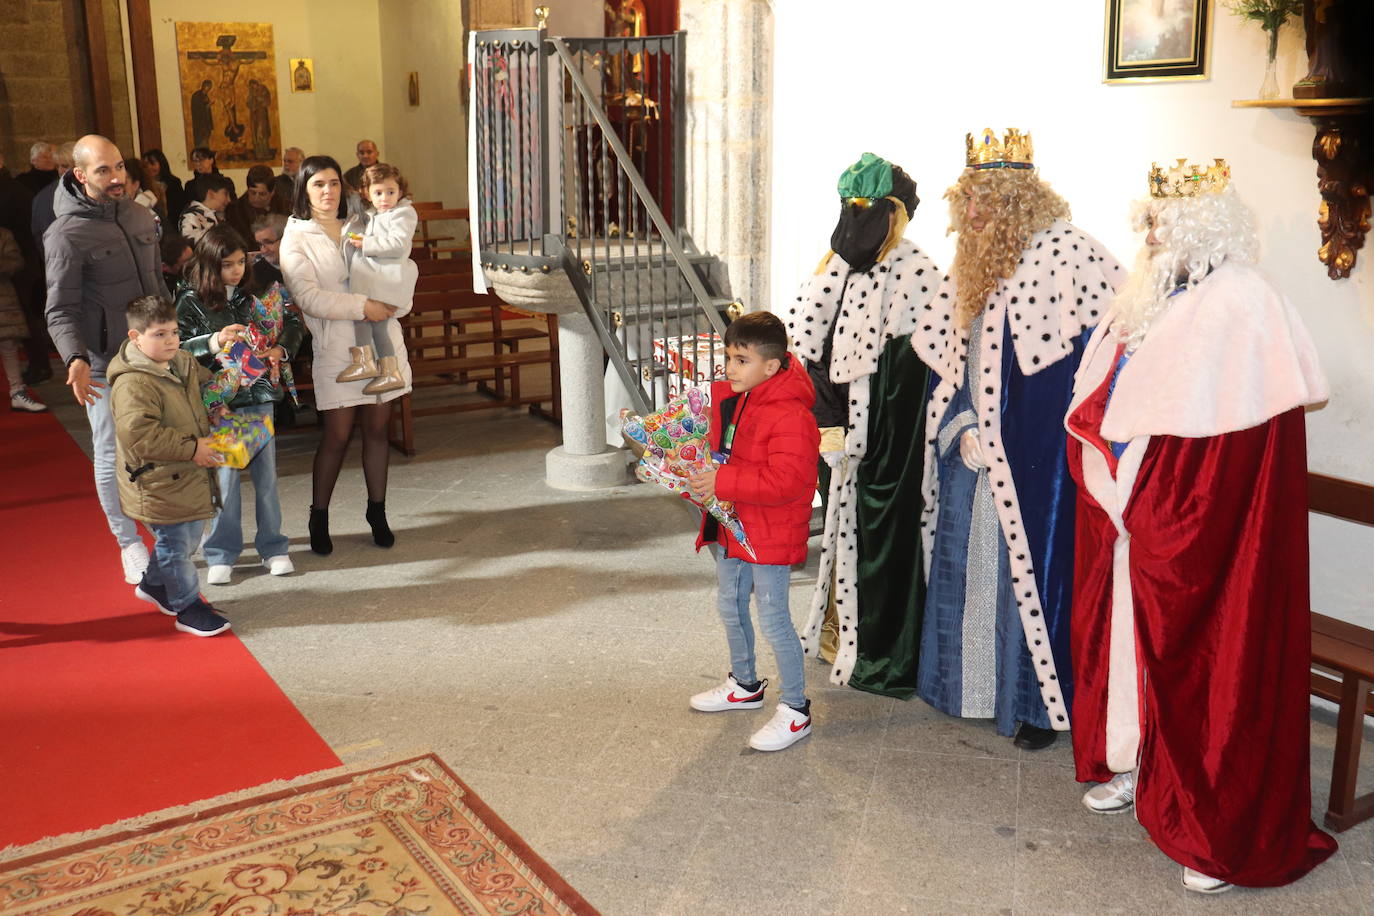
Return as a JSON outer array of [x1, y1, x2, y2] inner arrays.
[[280, 215, 412, 411]]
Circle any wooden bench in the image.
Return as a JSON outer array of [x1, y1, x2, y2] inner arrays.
[[388, 256, 559, 455], [412, 207, 469, 258], [1308, 471, 1374, 832]]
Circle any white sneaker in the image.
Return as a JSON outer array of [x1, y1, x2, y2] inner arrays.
[[120, 541, 150, 585], [263, 554, 294, 576], [1182, 867, 1232, 894], [10, 389, 47, 412], [689, 674, 767, 712], [1082, 771, 1136, 814], [206, 564, 233, 585], [748, 702, 812, 752]]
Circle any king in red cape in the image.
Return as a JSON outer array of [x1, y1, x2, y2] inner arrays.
[[1064, 160, 1336, 893]]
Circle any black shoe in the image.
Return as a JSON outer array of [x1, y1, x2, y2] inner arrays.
[[309, 505, 333, 555], [22, 364, 52, 385], [133, 574, 177, 616], [366, 499, 394, 548], [1013, 723, 1058, 751], [175, 600, 231, 637]]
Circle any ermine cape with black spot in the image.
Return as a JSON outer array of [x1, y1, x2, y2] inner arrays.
[[911, 219, 1124, 728], [787, 237, 940, 690]]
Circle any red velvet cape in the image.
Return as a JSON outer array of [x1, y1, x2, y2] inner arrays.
[[1068, 378, 1336, 887]]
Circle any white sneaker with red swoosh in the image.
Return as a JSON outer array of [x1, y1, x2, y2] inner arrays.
[[689, 674, 767, 712], [748, 702, 812, 752]]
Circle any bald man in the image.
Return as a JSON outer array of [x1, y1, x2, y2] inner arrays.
[[343, 139, 379, 191], [44, 135, 163, 584]]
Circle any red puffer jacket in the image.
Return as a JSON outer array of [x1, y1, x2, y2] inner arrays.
[[695, 356, 820, 565]]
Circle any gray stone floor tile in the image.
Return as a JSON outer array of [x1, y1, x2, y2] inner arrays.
[[723, 731, 880, 813], [473, 710, 620, 780], [1017, 760, 1147, 841], [590, 719, 751, 794], [868, 747, 1018, 826], [842, 808, 1016, 908], [662, 874, 844, 916], [682, 796, 860, 891], [837, 892, 1010, 915], [884, 701, 1020, 760], [1014, 830, 1190, 914], [554, 859, 677, 916]]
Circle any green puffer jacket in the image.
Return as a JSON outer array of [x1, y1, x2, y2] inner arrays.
[[108, 340, 219, 525], [175, 281, 303, 409]]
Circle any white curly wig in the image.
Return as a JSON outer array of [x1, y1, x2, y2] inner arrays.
[[1113, 184, 1259, 348]]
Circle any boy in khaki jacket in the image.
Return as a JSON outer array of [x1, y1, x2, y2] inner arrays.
[[109, 295, 240, 636]]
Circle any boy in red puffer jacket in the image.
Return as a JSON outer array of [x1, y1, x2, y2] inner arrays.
[[688, 311, 820, 751]]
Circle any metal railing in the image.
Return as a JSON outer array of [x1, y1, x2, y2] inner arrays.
[[470, 27, 733, 416]]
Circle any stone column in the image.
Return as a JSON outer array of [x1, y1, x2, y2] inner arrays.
[[486, 269, 631, 490], [679, 0, 774, 315]]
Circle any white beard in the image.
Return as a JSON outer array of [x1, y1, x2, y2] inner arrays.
[[1111, 245, 1180, 350]]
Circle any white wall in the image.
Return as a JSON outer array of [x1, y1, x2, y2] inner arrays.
[[146, 0, 385, 191], [771, 2, 1373, 626], [378, 0, 468, 208]]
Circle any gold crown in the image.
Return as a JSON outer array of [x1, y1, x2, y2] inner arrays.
[[1148, 158, 1231, 198], [965, 128, 1034, 170]]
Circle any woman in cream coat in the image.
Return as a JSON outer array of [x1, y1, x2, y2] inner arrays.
[[280, 155, 411, 556]]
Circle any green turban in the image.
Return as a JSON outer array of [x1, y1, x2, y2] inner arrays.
[[837, 152, 893, 200]]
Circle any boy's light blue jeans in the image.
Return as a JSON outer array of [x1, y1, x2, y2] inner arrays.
[[144, 520, 205, 613], [84, 369, 141, 548], [203, 404, 289, 566], [715, 551, 807, 708]]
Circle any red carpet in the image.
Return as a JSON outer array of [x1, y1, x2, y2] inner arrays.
[[0, 403, 340, 849]]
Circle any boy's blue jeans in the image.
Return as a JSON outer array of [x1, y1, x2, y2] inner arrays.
[[203, 404, 288, 566], [144, 520, 205, 613], [715, 551, 807, 708]]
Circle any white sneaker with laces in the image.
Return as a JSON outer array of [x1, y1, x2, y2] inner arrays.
[[120, 541, 150, 585], [1182, 867, 1232, 894], [263, 554, 294, 576], [206, 564, 233, 585], [748, 702, 812, 752], [690, 674, 766, 712], [10, 389, 47, 412], [1083, 770, 1136, 814]]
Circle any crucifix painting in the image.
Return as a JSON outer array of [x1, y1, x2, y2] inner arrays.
[[175, 22, 282, 167]]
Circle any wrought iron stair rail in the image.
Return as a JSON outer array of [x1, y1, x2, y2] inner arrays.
[[471, 28, 733, 417]]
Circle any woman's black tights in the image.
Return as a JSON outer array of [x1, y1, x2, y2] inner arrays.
[[312, 402, 392, 507]]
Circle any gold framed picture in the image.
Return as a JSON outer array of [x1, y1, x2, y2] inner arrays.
[[174, 22, 282, 167], [1104, 0, 1212, 83], [290, 58, 315, 93]]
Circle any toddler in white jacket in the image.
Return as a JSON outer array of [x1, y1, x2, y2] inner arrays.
[[338, 163, 419, 393]]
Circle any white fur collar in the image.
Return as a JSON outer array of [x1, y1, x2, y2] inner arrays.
[[911, 219, 1124, 386], [787, 238, 940, 384]]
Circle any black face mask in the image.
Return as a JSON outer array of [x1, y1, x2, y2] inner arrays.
[[827, 165, 920, 275]]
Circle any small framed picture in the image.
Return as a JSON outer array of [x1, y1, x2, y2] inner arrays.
[[1104, 0, 1212, 83], [290, 57, 314, 93], [408, 71, 420, 107]]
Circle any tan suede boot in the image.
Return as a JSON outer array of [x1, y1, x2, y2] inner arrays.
[[336, 345, 379, 382], [362, 356, 406, 394]]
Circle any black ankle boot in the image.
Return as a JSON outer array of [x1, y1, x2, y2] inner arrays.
[[366, 499, 394, 548], [309, 505, 333, 555]]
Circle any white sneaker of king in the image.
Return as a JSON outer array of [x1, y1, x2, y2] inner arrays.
[[1082, 770, 1136, 814], [748, 702, 812, 752], [1182, 867, 1232, 894]]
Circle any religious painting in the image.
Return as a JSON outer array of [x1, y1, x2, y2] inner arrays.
[[175, 22, 283, 167], [1104, 0, 1212, 82], [291, 58, 315, 93]]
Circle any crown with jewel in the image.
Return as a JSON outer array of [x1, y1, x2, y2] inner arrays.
[[965, 128, 1034, 170], [1148, 158, 1231, 198]]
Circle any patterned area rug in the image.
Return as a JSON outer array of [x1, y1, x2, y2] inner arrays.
[[0, 754, 599, 916]]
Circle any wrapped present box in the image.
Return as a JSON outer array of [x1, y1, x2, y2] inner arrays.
[[209, 412, 275, 469]]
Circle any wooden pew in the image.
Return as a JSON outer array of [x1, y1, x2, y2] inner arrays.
[[387, 256, 558, 455], [1308, 471, 1374, 832]]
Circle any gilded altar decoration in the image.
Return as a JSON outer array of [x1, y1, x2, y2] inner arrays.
[[290, 57, 314, 93], [175, 22, 283, 167]]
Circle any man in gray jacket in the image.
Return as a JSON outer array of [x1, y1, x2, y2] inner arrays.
[[45, 134, 164, 584]]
